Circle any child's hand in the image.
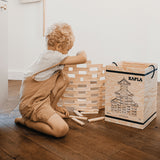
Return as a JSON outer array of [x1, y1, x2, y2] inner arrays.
[[60, 50, 87, 65], [55, 106, 69, 118], [76, 51, 86, 57]]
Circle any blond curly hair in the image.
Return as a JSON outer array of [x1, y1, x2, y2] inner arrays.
[[46, 23, 75, 53]]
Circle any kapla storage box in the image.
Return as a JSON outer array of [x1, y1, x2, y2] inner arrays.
[[105, 61, 158, 129]]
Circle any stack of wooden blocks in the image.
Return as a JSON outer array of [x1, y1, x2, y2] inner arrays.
[[58, 61, 106, 125]]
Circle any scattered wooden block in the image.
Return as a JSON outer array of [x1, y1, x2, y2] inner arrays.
[[69, 115, 88, 120], [74, 110, 83, 117], [88, 117, 105, 123], [71, 117, 85, 126]]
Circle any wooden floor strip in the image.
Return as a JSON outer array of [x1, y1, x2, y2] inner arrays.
[[0, 120, 62, 160]]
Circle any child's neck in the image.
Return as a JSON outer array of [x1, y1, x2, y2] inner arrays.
[[47, 46, 67, 54]]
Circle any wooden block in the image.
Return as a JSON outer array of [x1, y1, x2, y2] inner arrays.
[[69, 115, 88, 120], [76, 108, 99, 112], [81, 111, 99, 115], [71, 118, 85, 126], [88, 117, 105, 122], [73, 110, 83, 117], [75, 107, 93, 110]]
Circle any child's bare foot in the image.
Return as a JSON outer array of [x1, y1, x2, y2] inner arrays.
[[15, 117, 25, 125]]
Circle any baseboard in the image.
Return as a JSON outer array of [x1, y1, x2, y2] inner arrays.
[[19, 0, 41, 3], [8, 70, 24, 80]]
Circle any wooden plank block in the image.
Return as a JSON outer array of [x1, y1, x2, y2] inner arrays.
[[81, 111, 99, 115], [73, 110, 83, 117], [76, 108, 99, 112], [71, 68, 89, 72], [71, 118, 85, 126], [88, 117, 105, 122], [75, 107, 93, 110], [69, 115, 88, 120]]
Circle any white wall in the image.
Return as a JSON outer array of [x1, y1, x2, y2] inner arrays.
[[8, 0, 44, 80], [8, 0, 160, 80], [0, 7, 8, 107]]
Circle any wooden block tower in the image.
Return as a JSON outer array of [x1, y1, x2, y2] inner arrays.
[[58, 61, 106, 110]]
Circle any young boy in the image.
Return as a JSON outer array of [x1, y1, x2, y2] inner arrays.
[[15, 23, 87, 137]]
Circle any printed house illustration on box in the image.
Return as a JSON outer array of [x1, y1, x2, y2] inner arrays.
[[111, 78, 138, 117]]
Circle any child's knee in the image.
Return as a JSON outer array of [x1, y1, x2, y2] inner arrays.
[[53, 122, 69, 138], [48, 113, 69, 137]]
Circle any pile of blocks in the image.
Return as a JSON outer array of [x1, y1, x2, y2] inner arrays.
[[57, 61, 106, 125], [70, 109, 105, 126]]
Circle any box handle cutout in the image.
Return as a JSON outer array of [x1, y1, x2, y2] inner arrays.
[[112, 62, 118, 66], [148, 65, 156, 79]]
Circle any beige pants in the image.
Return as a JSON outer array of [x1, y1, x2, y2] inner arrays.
[[19, 70, 69, 123]]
